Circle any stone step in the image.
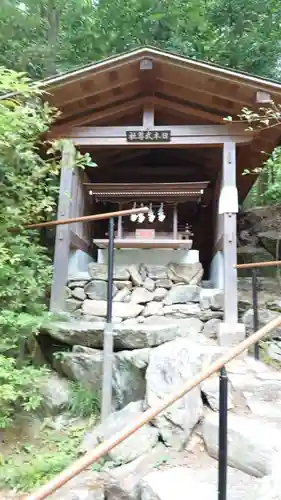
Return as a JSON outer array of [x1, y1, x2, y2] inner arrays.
[[104, 437, 260, 500], [140, 462, 260, 500], [203, 410, 281, 477], [46, 318, 205, 350]]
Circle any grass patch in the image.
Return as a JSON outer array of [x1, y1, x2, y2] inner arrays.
[[260, 341, 281, 370], [0, 426, 84, 492], [0, 382, 101, 492], [68, 382, 100, 418]]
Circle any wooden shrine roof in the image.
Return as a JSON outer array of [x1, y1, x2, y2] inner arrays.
[[34, 47, 281, 200]]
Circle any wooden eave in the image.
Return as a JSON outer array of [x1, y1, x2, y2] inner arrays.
[[37, 46, 281, 201], [85, 181, 209, 202]]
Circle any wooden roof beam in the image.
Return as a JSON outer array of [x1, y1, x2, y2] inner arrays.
[[52, 78, 139, 109], [156, 77, 252, 109], [56, 85, 141, 123], [139, 58, 156, 96], [69, 123, 250, 138], [143, 102, 154, 127], [50, 97, 146, 137], [152, 96, 224, 124]]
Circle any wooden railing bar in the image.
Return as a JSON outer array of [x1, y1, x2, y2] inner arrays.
[[235, 260, 281, 270], [9, 207, 149, 231], [25, 314, 281, 500]]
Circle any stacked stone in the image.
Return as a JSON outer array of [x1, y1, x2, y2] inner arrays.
[[41, 263, 281, 500], [47, 261, 224, 430], [65, 262, 223, 331]]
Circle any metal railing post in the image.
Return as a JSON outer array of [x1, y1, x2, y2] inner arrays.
[[101, 217, 115, 421], [251, 268, 259, 359], [218, 366, 228, 500]]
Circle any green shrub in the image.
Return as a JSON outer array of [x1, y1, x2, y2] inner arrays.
[[68, 381, 100, 418], [0, 427, 83, 491], [0, 355, 48, 428], [0, 68, 96, 428]]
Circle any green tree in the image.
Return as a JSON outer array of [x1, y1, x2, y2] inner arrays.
[[0, 67, 96, 426], [1, 0, 281, 79], [0, 67, 59, 352], [205, 0, 281, 77]]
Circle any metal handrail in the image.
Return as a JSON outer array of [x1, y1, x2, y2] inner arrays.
[[8, 206, 149, 231], [25, 315, 281, 500], [235, 260, 281, 269], [235, 259, 281, 359]]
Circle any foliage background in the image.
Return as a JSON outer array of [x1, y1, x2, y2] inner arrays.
[[0, 0, 281, 81]]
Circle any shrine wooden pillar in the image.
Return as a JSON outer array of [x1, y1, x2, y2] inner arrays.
[[50, 141, 75, 312], [218, 141, 245, 345]]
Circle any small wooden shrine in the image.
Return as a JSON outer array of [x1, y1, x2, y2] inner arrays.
[[87, 181, 208, 249], [41, 47, 281, 338]]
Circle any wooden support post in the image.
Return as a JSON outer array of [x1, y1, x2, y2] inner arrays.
[[219, 142, 238, 325], [50, 141, 75, 312], [222, 212, 238, 323], [117, 204, 123, 239], [173, 203, 178, 240]]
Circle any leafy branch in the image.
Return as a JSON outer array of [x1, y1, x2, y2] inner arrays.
[[224, 102, 281, 132]]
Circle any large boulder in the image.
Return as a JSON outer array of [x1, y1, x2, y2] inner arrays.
[[152, 288, 168, 302], [85, 280, 117, 300], [113, 287, 131, 302], [72, 287, 86, 301], [56, 346, 150, 411], [65, 298, 81, 312], [143, 278, 155, 292], [114, 280, 133, 290], [89, 263, 130, 281], [57, 346, 103, 393], [46, 321, 186, 350], [164, 285, 200, 305], [201, 374, 234, 411], [199, 310, 223, 322], [145, 266, 168, 280], [145, 339, 203, 449], [48, 471, 104, 500], [129, 265, 144, 286], [200, 289, 223, 311], [265, 341, 281, 363], [39, 373, 71, 416], [104, 443, 166, 500], [113, 348, 150, 409], [237, 246, 275, 277], [131, 288, 154, 304], [82, 300, 144, 319], [46, 320, 105, 348], [257, 452, 281, 500], [67, 271, 91, 288], [163, 303, 201, 317], [142, 301, 164, 317], [202, 319, 221, 338], [258, 231, 281, 259], [266, 299, 281, 313], [167, 262, 203, 285], [80, 401, 159, 465], [113, 323, 180, 350], [203, 412, 281, 477], [143, 316, 203, 338], [228, 364, 281, 420], [242, 308, 281, 337], [140, 467, 217, 500], [155, 279, 172, 289]]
